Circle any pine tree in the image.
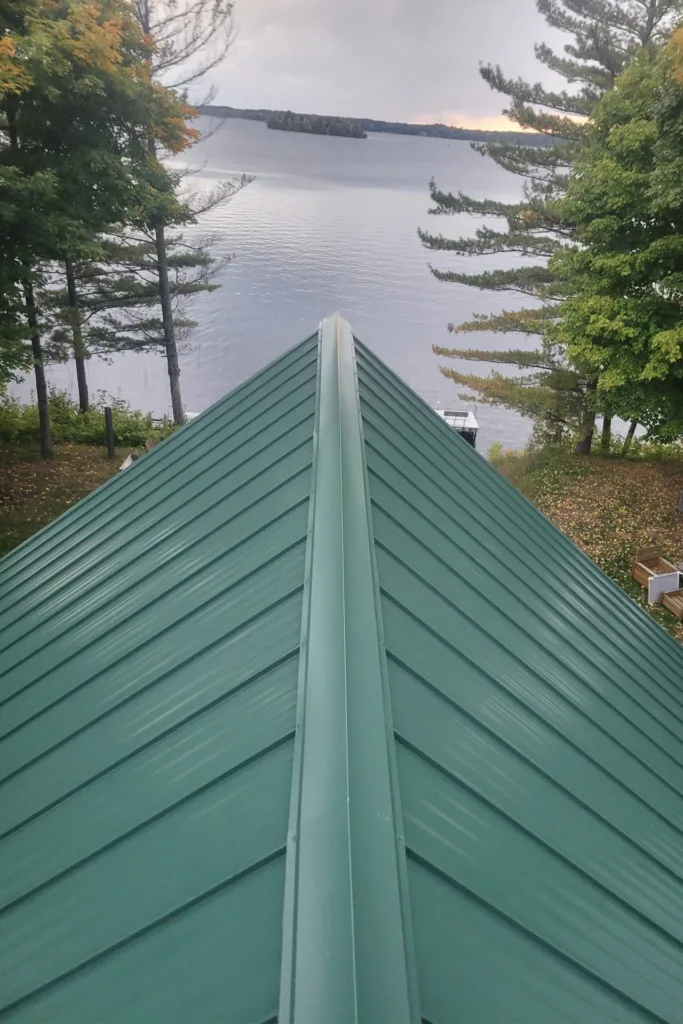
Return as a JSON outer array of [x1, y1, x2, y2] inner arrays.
[[420, 0, 683, 452], [133, 0, 238, 425], [433, 339, 595, 446], [50, 228, 230, 362], [42, 170, 251, 391]]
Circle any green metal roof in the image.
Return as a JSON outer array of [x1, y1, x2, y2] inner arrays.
[[2, 314, 683, 1022]]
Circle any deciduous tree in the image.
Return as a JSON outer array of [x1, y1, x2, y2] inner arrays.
[[550, 38, 683, 439]]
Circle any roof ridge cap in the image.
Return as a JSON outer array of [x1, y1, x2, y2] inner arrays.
[[279, 314, 419, 1023]]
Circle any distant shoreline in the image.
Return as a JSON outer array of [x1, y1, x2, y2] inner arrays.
[[265, 111, 367, 138], [197, 105, 554, 147]]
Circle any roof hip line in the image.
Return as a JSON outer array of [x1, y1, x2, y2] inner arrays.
[[278, 313, 419, 1024]]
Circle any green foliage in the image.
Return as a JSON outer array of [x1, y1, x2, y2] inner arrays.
[[528, 415, 574, 449], [550, 42, 683, 437], [0, 273, 32, 388], [435, 341, 593, 439], [0, 0, 194, 265], [420, 0, 681, 274], [625, 436, 683, 461], [0, 0, 200, 447], [421, 0, 683, 448], [42, 230, 227, 360], [486, 440, 505, 465], [0, 390, 175, 447]]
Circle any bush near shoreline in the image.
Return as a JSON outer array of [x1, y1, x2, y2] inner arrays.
[[0, 391, 175, 449]]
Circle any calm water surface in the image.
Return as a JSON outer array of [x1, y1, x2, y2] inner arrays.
[[40, 118, 539, 450]]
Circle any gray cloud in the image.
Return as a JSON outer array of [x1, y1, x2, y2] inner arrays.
[[210, 0, 565, 127]]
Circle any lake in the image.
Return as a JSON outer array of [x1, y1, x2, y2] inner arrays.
[[38, 117, 540, 451]]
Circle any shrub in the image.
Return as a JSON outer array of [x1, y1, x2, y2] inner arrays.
[[487, 441, 504, 466], [0, 390, 176, 448], [625, 437, 683, 461]]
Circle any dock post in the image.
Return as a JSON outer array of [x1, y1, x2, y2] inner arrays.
[[104, 406, 115, 459]]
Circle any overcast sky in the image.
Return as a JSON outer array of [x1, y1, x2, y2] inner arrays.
[[210, 0, 564, 129]]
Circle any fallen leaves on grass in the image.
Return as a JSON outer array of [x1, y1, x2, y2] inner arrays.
[[0, 443, 130, 556], [533, 455, 683, 643]]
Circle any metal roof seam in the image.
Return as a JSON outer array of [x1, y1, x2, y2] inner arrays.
[[360, 395, 683, 683], [371, 525, 683, 766], [0, 341, 318, 575], [386, 661, 683, 885], [404, 850, 669, 1024], [0, 456, 314, 654], [395, 732, 683, 951], [357, 357, 683, 664], [0, 572, 307, 731], [0, 373, 318, 595], [0, 650, 301, 837], [380, 587, 683, 833], [0, 846, 289, 1019], [365, 464, 683, 723]]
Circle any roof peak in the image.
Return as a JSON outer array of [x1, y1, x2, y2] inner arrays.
[[279, 314, 418, 1023]]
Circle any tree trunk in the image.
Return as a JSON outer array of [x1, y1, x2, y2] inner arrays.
[[23, 280, 53, 458], [65, 260, 89, 413], [574, 418, 595, 455], [143, 74, 184, 426], [154, 220, 184, 425], [600, 408, 612, 453], [9, 104, 52, 455], [622, 419, 638, 455], [574, 379, 597, 455]]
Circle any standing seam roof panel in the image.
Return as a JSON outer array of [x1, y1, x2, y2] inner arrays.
[[0, 336, 318, 1022], [355, 341, 683, 683], [3, 316, 683, 1023], [356, 341, 683, 1023]]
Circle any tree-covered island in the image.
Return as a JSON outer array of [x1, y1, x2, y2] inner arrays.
[[266, 111, 367, 138]]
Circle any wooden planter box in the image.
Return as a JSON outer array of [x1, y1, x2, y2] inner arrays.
[[631, 547, 678, 588], [662, 589, 683, 621]]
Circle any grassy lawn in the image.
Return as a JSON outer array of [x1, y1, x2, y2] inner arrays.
[[497, 447, 683, 642], [0, 443, 130, 557]]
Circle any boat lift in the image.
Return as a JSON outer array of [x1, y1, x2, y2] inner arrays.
[[434, 403, 479, 448]]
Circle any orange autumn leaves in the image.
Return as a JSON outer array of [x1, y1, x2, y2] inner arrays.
[[48, 2, 128, 73], [0, 37, 30, 94], [670, 27, 683, 83], [0, 0, 198, 153]]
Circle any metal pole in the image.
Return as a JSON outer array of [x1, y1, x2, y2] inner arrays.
[[104, 406, 115, 459]]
